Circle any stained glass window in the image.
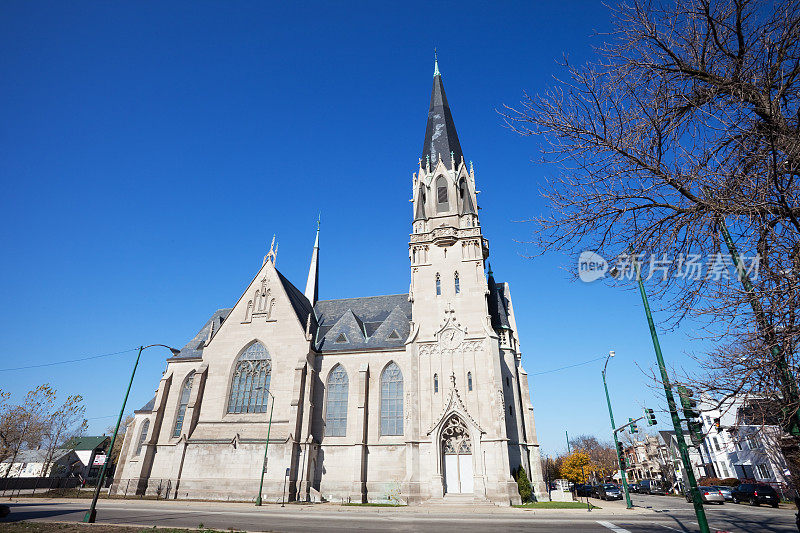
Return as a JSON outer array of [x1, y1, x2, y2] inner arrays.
[[467, 372, 473, 391], [172, 371, 195, 437], [454, 271, 460, 294], [325, 365, 348, 436], [380, 362, 403, 435], [436, 273, 441, 295], [227, 342, 271, 414], [434, 373, 439, 393], [136, 419, 150, 456]]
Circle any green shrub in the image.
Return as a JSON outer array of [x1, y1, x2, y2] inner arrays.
[[514, 466, 534, 503]]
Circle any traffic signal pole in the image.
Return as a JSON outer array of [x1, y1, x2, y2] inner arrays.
[[634, 261, 710, 533], [602, 368, 633, 509]]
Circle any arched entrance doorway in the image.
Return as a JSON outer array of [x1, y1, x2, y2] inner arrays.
[[441, 415, 473, 494]]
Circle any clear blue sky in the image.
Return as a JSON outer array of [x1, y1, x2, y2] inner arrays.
[[0, 1, 706, 456]]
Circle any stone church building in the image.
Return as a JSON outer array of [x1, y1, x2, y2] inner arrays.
[[112, 61, 546, 505]]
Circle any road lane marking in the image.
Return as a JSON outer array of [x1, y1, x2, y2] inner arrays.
[[596, 521, 631, 533]]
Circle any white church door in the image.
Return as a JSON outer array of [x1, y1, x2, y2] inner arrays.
[[442, 415, 473, 494]]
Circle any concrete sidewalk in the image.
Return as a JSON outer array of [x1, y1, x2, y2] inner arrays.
[[7, 495, 656, 517]]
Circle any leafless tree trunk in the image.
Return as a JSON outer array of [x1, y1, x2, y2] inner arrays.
[[502, 0, 800, 520]]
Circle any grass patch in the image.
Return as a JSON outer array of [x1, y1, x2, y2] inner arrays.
[[514, 501, 601, 509], [342, 502, 406, 507]]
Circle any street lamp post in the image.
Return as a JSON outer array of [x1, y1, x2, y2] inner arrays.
[[632, 261, 710, 533], [255, 389, 275, 506], [83, 344, 180, 524], [601, 351, 633, 509]]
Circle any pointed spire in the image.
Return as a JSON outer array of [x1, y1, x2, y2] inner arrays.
[[304, 215, 320, 305], [434, 48, 440, 77], [422, 56, 463, 171]]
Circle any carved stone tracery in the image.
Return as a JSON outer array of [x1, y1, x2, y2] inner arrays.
[[441, 415, 471, 455]]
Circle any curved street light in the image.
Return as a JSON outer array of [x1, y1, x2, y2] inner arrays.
[[84, 344, 180, 523], [601, 350, 633, 509]]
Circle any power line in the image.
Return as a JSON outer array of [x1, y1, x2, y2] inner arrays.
[[0, 348, 138, 372], [530, 355, 606, 376]]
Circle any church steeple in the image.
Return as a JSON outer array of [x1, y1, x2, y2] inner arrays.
[[422, 57, 462, 170], [304, 217, 319, 305]]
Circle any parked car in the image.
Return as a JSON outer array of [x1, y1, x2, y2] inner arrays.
[[687, 487, 725, 504], [640, 479, 666, 495], [732, 483, 780, 507], [575, 484, 593, 497], [627, 483, 640, 493], [598, 483, 623, 501], [711, 485, 734, 501]]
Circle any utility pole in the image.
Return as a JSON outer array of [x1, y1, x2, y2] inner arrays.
[[632, 261, 709, 533], [602, 351, 633, 509]]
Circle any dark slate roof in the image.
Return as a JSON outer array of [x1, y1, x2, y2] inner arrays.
[[172, 308, 233, 359], [276, 270, 316, 330], [422, 71, 463, 171], [61, 436, 109, 451], [487, 272, 511, 330], [137, 397, 156, 413], [314, 294, 411, 352]]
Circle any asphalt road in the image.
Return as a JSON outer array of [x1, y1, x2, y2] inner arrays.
[[628, 492, 797, 532], [0, 495, 797, 533]]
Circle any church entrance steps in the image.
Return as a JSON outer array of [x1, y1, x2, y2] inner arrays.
[[420, 493, 499, 508]]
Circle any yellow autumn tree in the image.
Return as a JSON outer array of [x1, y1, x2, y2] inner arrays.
[[560, 451, 593, 484]]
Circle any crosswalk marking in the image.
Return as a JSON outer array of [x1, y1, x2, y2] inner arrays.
[[596, 521, 631, 533]]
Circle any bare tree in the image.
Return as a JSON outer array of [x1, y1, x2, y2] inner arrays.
[[1, 385, 55, 478], [570, 434, 619, 481], [41, 394, 87, 476], [502, 0, 800, 514]]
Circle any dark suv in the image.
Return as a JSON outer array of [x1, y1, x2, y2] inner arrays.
[[731, 483, 780, 507]]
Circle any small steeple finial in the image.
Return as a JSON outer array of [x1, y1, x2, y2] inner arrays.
[[487, 261, 494, 277], [433, 48, 440, 77]]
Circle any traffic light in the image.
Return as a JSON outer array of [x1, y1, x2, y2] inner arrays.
[[677, 384, 704, 445], [616, 441, 624, 458], [629, 417, 638, 434], [645, 408, 657, 426], [676, 385, 700, 419], [713, 417, 721, 430]]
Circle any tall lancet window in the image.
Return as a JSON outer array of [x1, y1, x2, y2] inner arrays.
[[136, 419, 150, 456], [380, 362, 404, 435], [454, 271, 460, 294], [227, 342, 271, 414], [172, 371, 195, 437], [435, 273, 441, 295], [436, 176, 448, 212], [434, 373, 439, 393], [325, 365, 349, 437]]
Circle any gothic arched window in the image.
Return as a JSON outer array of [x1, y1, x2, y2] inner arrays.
[[325, 365, 349, 437], [227, 342, 271, 414], [435, 273, 441, 295], [434, 373, 439, 393], [459, 179, 467, 210], [467, 371, 473, 391], [172, 371, 195, 437], [136, 419, 150, 456], [380, 362, 404, 435], [454, 271, 460, 294], [436, 176, 448, 212]]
